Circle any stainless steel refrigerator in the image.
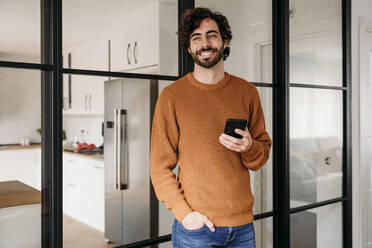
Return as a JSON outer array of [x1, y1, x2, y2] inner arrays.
[[104, 78, 158, 245]]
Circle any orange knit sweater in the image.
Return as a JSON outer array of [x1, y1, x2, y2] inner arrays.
[[150, 72, 272, 227]]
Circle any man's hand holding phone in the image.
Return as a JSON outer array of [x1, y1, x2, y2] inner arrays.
[[219, 119, 253, 152]]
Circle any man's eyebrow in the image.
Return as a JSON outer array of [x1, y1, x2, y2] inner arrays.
[[190, 32, 201, 39], [206, 30, 219, 34], [190, 30, 219, 39]]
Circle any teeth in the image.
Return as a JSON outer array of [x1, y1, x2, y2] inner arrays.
[[200, 51, 214, 56]]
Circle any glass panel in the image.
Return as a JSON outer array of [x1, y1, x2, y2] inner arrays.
[[255, 217, 273, 248], [290, 88, 343, 207], [252, 87, 273, 214], [61, 75, 177, 247], [63, 0, 178, 76], [195, 0, 272, 83], [290, 203, 342, 247], [0, 1, 40, 63], [370, 52, 372, 85], [289, 0, 342, 86], [0, 68, 41, 247], [360, 51, 372, 246], [62, 74, 106, 248], [158, 81, 176, 244]]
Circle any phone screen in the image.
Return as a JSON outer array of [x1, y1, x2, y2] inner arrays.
[[224, 119, 247, 139]]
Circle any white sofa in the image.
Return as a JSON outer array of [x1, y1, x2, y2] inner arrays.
[[290, 136, 342, 203]]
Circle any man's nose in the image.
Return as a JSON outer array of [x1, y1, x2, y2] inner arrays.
[[201, 36, 211, 48]]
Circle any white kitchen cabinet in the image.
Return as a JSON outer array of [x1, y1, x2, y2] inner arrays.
[[35, 149, 41, 190], [63, 154, 105, 232], [63, 155, 85, 219], [110, 32, 158, 72], [78, 160, 104, 230], [85, 77, 105, 115], [63, 38, 107, 115], [130, 25, 159, 70], [110, 35, 131, 72], [0, 148, 105, 231], [0, 148, 39, 189], [62, 73, 105, 115], [109, 2, 159, 72], [62, 1, 178, 115]]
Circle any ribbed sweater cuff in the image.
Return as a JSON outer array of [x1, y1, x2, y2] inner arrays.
[[246, 139, 261, 157], [241, 140, 263, 170], [172, 200, 193, 222]]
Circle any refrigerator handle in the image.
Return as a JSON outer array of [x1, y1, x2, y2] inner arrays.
[[115, 109, 128, 190]]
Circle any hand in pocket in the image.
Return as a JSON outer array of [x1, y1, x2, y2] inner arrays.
[[182, 211, 215, 232]]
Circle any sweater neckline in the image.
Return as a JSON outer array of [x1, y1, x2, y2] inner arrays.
[[186, 71, 231, 91]]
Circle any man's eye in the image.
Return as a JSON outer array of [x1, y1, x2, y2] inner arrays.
[[209, 34, 218, 38], [193, 37, 200, 41]]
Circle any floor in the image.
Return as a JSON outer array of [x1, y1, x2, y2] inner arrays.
[[63, 215, 117, 248]]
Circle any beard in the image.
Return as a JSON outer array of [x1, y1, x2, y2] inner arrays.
[[189, 44, 224, 69]]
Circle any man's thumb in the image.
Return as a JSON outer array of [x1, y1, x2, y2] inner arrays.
[[204, 218, 215, 232]]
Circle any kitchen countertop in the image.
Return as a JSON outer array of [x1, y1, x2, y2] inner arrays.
[[0, 180, 41, 209], [0, 144, 41, 151], [63, 150, 104, 161], [0, 144, 104, 161]]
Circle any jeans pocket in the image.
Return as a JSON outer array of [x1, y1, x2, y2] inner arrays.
[[177, 220, 206, 233]]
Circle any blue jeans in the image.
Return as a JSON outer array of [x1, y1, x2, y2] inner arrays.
[[171, 219, 256, 248]]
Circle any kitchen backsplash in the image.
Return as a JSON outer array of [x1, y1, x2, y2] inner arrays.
[[63, 115, 104, 147]]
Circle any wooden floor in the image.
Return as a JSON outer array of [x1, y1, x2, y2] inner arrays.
[[63, 215, 117, 248]]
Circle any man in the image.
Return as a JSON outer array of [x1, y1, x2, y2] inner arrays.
[[150, 7, 272, 248]]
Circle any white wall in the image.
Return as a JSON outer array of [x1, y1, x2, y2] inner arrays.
[[352, 1, 372, 247], [62, 115, 104, 146], [0, 54, 41, 144]]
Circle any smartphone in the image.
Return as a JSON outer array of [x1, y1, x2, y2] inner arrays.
[[224, 119, 248, 139]]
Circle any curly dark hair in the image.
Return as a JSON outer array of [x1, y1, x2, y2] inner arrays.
[[177, 7, 233, 60]]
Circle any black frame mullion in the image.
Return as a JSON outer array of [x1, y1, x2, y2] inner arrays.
[[63, 67, 275, 88], [0, 61, 53, 70], [342, 0, 352, 247], [178, 0, 194, 76], [62, 68, 179, 81], [290, 197, 346, 214], [272, 0, 290, 247], [40, 0, 63, 247], [290, 83, 348, 91]]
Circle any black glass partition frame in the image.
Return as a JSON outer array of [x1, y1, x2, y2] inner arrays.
[[0, 0, 351, 247]]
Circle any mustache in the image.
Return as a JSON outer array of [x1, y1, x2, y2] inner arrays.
[[197, 48, 217, 53]]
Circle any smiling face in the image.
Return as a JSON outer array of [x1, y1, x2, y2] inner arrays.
[[188, 18, 228, 69]]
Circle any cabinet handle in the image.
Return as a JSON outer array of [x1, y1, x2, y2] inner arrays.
[[84, 95, 88, 111], [68, 53, 72, 109], [68, 183, 76, 187], [94, 165, 103, 170], [88, 94, 92, 111], [127, 43, 131, 65], [133, 41, 138, 64]]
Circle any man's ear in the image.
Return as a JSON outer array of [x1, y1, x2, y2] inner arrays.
[[223, 39, 229, 49], [188, 47, 191, 54]]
